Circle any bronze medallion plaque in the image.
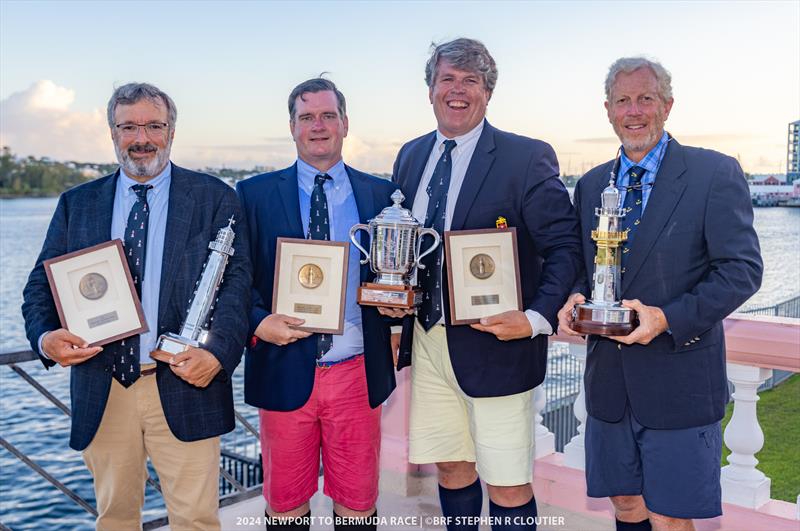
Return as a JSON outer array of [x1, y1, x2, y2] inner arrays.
[[298, 263, 324, 289], [469, 253, 495, 280], [78, 272, 108, 300]]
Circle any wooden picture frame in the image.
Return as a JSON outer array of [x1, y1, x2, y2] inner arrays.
[[272, 237, 348, 334], [43, 239, 148, 346], [444, 228, 523, 325]]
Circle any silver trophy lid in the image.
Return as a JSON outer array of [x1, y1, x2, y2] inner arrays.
[[371, 190, 421, 227]]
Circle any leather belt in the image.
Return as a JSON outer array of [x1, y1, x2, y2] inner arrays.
[[140, 364, 157, 376]]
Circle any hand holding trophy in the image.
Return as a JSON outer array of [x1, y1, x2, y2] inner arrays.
[[151, 217, 236, 362]]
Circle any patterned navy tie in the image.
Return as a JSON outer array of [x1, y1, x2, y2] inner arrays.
[[417, 139, 456, 330], [309, 173, 332, 359], [620, 166, 645, 275], [113, 183, 152, 387]]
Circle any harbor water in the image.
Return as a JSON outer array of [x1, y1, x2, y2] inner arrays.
[[1, 197, 798, 529]]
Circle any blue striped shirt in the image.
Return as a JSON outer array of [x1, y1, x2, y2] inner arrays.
[[617, 132, 670, 212]]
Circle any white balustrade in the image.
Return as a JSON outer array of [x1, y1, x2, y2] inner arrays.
[[563, 343, 588, 470], [721, 362, 773, 508], [533, 384, 555, 458]]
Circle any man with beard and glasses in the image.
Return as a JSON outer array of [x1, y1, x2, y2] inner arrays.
[[22, 82, 251, 530], [558, 57, 762, 531]]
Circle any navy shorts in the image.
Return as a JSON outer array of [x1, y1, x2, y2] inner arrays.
[[585, 406, 722, 519]]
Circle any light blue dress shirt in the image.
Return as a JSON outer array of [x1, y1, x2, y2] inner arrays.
[[618, 131, 670, 213], [39, 164, 171, 363], [296, 158, 363, 362], [112, 164, 171, 363]]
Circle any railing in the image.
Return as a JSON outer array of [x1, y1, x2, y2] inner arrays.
[[0, 347, 263, 530], [530, 313, 800, 521], [743, 294, 800, 318]]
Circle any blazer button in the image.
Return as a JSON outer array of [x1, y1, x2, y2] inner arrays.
[[617, 344, 622, 350]]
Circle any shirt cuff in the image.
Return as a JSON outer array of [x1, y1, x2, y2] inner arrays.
[[38, 331, 52, 359], [524, 310, 552, 339], [390, 326, 403, 335]]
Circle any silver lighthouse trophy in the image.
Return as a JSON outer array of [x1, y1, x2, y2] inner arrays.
[[570, 177, 637, 335], [349, 190, 440, 308], [151, 217, 236, 362]]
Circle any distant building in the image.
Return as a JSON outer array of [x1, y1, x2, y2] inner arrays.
[[788, 119, 800, 183], [750, 174, 787, 185]]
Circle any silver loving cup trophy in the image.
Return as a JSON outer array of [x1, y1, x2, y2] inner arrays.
[[569, 182, 637, 335], [349, 190, 440, 308], [152, 217, 236, 358]]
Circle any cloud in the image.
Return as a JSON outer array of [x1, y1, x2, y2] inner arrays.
[[0, 80, 113, 162]]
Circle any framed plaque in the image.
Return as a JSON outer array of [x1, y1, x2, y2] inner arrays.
[[444, 228, 522, 325], [272, 237, 348, 334], [43, 240, 148, 346]]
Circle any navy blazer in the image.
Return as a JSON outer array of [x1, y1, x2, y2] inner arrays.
[[574, 139, 762, 429], [393, 121, 582, 398], [236, 164, 398, 411], [22, 165, 252, 450]]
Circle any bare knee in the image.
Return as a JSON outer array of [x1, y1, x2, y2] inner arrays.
[[610, 495, 648, 521], [436, 461, 478, 489], [487, 483, 532, 507], [267, 501, 310, 518], [649, 511, 695, 531]]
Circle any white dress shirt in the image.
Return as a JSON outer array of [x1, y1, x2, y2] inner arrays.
[[410, 121, 552, 337]]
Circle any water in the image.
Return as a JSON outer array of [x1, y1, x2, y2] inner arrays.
[[1, 198, 798, 529]]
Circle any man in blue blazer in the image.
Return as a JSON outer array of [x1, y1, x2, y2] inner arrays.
[[559, 58, 762, 531], [236, 78, 397, 530], [22, 83, 251, 531], [388, 39, 581, 530]]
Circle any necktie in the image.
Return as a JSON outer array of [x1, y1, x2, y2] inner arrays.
[[113, 183, 152, 387], [620, 166, 644, 275], [417, 139, 456, 330], [309, 173, 332, 358]]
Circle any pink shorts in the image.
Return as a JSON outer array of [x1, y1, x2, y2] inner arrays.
[[259, 355, 382, 513]]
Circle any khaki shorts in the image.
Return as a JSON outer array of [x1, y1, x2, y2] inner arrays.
[[408, 320, 534, 486]]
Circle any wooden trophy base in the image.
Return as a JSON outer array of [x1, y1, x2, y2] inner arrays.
[[570, 303, 637, 336], [357, 283, 421, 309]]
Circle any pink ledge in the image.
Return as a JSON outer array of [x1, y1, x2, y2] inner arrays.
[[551, 314, 800, 373], [535, 454, 798, 530]]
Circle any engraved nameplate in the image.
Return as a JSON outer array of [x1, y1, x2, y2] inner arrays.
[[87, 311, 119, 328], [471, 294, 499, 306], [294, 303, 322, 315]]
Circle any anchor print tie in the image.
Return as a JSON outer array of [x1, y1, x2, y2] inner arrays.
[[309, 174, 332, 359], [620, 166, 645, 275], [113, 183, 152, 387], [417, 139, 456, 330]]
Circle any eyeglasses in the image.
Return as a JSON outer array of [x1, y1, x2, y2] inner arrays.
[[115, 122, 169, 137]]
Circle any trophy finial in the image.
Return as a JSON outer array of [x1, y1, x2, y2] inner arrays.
[[390, 189, 405, 206], [227, 215, 235, 227]]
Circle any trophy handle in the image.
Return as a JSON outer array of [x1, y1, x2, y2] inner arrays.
[[349, 224, 371, 265], [415, 228, 441, 270]]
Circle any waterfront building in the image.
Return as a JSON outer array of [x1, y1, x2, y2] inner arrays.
[[789, 119, 800, 183]]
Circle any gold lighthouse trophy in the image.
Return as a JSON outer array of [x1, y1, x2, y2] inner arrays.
[[570, 177, 637, 335]]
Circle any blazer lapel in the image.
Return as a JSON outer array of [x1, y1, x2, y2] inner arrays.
[[622, 140, 688, 292], [276, 163, 304, 237], [346, 167, 377, 282], [94, 170, 118, 242], [451, 121, 496, 230], [402, 133, 437, 208], [158, 165, 195, 322]]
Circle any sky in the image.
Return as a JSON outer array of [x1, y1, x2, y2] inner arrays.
[[1, 0, 798, 175]]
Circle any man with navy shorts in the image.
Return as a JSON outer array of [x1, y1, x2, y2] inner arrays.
[[559, 57, 762, 530]]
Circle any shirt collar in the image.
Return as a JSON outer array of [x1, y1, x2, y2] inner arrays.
[[435, 119, 485, 152], [296, 158, 347, 192], [619, 131, 669, 178], [119, 161, 172, 194]]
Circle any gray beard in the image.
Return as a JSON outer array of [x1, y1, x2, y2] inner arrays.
[[115, 141, 172, 179]]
